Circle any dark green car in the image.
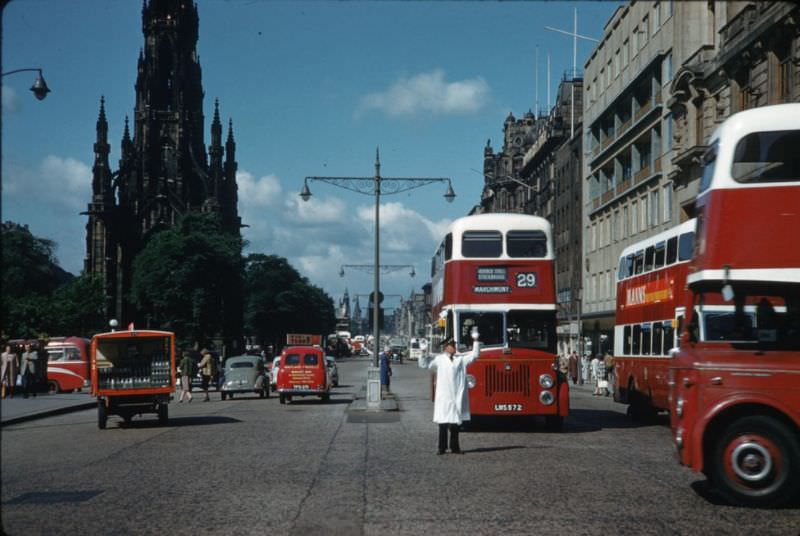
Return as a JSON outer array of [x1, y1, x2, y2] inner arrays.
[[220, 355, 269, 400]]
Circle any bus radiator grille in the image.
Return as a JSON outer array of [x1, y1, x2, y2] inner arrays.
[[484, 364, 531, 397]]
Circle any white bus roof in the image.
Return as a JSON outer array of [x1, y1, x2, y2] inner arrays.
[[618, 218, 696, 261], [704, 103, 800, 194], [445, 213, 554, 260]]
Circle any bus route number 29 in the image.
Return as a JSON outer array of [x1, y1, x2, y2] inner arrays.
[[515, 272, 537, 288]]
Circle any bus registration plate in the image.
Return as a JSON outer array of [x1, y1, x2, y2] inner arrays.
[[494, 403, 523, 412]]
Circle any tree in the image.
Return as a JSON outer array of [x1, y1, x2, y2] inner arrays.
[[1, 221, 74, 339], [243, 254, 335, 349], [52, 273, 107, 336], [129, 212, 244, 349]]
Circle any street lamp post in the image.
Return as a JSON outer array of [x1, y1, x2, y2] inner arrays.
[[301, 148, 455, 369], [1, 68, 51, 100]]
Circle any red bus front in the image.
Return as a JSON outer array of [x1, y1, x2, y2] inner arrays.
[[669, 104, 800, 507], [430, 214, 567, 429]]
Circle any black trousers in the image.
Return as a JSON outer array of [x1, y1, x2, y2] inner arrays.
[[438, 423, 460, 452]]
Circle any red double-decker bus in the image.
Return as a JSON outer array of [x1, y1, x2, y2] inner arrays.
[[669, 103, 800, 507], [613, 219, 695, 417], [430, 213, 568, 430]]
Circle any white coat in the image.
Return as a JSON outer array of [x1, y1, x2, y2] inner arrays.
[[418, 341, 480, 424]]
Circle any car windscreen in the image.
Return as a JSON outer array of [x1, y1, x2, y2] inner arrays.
[[230, 361, 254, 368], [284, 354, 300, 366], [304, 354, 319, 366]]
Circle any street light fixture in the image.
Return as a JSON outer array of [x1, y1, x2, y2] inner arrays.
[[302, 148, 455, 367], [1, 68, 51, 100], [340, 264, 416, 278]]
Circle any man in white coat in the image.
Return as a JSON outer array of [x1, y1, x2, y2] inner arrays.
[[419, 328, 481, 454]]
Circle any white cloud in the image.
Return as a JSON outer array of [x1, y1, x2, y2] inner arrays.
[[237, 169, 450, 302], [4, 155, 91, 211], [358, 69, 489, 118], [2, 85, 19, 113]]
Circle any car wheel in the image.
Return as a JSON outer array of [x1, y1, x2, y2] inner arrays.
[[97, 401, 107, 430], [321, 393, 330, 402], [221, 392, 227, 401], [229, 393, 234, 399], [48, 381, 59, 394], [279, 393, 285, 404], [259, 389, 265, 399], [710, 415, 800, 507], [264, 387, 270, 399]]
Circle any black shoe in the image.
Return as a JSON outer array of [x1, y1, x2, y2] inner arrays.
[[437, 449, 445, 455], [451, 449, 462, 454]]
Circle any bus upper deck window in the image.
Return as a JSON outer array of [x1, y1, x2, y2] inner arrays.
[[462, 230, 502, 258], [654, 242, 666, 269], [444, 233, 453, 260], [633, 250, 644, 275], [507, 230, 547, 258], [666, 236, 678, 265], [732, 130, 800, 184], [699, 142, 718, 193], [644, 246, 655, 272], [678, 232, 694, 261]]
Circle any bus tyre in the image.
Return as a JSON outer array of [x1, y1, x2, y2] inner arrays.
[[321, 393, 330, 402], [711, 415, 800, 508], [627, 384, 654, 422], [158, 403, 168, 425], [279, 393, 286, 404], [48, 381, 59, 394], [545, 415, 563, 432], [97, 401, 107, 430]]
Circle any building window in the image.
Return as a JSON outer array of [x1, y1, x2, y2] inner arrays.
[[650, 189, 660, 227], [632, 27, 639, 54], [641, 16, 649, 45], [663, 53, 672, 85], [640, 196, 648, 230], [775, 41, 792, 103], [590, 223, 597, 251], [664, 0, 672, 20], [653, 2, 661, 33], [631, 200, 638, 234], [622, 39, 629, 67], [623, 205, 630, 237], [663, 184, 672, 222], [614, 49, 621, 79]]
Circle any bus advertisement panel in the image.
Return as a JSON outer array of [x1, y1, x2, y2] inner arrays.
[[613, 219, 695, 416], [430, 214, 567, 429], [669, 104, 800, 507]]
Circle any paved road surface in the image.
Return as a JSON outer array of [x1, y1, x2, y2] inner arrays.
[[2, 356, 798, 535]]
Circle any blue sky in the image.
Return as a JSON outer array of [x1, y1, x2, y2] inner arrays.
[[2, 0, 620, 313]]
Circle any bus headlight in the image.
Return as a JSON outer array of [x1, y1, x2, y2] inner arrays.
[[539, 374, 554, 389], [539, 390, 554, 405], [466, 374, 476, 389]]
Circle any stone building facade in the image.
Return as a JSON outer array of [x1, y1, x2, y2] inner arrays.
[[84, 0, 241, 323], [668, 2, 800, 217], [581, 1, 715, 355]]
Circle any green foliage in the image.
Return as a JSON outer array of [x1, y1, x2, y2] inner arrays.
[[244, 254, 335, 348], [51, 273, 107, 336], [129, 211, 244, 348], [1, 222, 76, 339]]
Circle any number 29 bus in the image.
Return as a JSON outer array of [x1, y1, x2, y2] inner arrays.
[[430, 214, 568, 429]]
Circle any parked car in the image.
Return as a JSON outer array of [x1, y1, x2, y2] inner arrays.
[[270, 356, 281, 391], [220, 355, 269, 400], [324, 355, 339, 387]]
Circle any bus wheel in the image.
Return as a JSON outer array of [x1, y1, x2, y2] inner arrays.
[[279, 393, 286, 404], [97, 401, 107, 430], [321, 393, 330, 402], [48, 381, 59, 394], [545, 415, 564, 432], [711, 415, 800, 508], [627, 383, 653, 422]]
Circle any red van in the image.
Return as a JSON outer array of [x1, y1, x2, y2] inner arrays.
[[46, 337, 91, 393], [276, 346, 331, 404]]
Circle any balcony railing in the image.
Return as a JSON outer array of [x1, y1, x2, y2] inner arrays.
[[616, 178, 631, 195], [634, 165, 651, 184], [653, 156, 662, 173], [634, 99, 652, 122], [601, 189, 614, 204]]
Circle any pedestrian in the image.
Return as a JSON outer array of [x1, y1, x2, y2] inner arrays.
[[197, 348, 215, 401], [592, 353, 608, 396], [1, 344, 19, 399], [20, 343, 38, 398], [178, 351, 194, 403], [568, 352, 578, 385], [605, 350, 615, 397], [418, 328, 481, 455], [581, 353, 591, 384], [379, 346, 392, 393], [558, 352, 569, 378]]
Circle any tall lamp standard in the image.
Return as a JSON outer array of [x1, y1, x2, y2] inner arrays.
[[1, 68, 51, 100], [301, 149, 455, 369]]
